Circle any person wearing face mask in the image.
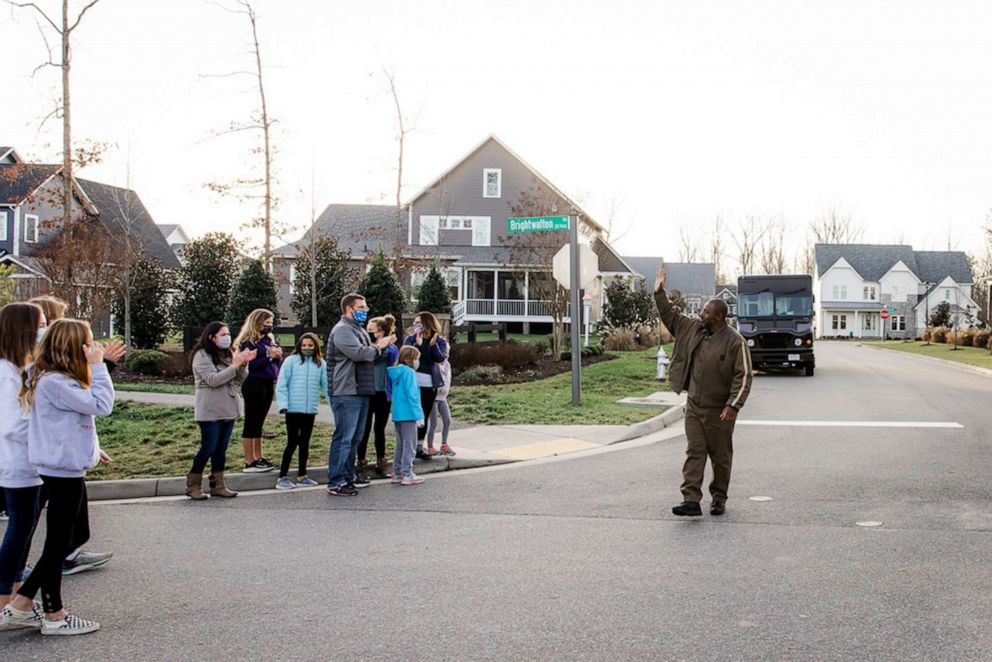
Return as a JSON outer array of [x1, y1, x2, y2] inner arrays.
[[273, 333, 329, 490], [324, 294, 395, 497], [358, 314, 399, 480], [402, 311, 449, 460], [387, 346, 425, 485], [30, 296, 126, 376], [233, 309, 283, 473], [186, 322, 256, 500]]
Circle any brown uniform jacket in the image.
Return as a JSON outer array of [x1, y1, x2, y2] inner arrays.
[[655, 289, 753, 411]]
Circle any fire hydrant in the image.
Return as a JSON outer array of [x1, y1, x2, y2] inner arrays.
[[657, 345, 670, 381]]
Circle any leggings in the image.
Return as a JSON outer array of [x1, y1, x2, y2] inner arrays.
[[192, 420, 235, 474], [241, 378, 275, 438], [427, 400, 451, 446], [17, 476, 89, 613], [359, 391, 390, 463], [416, 387, 437, 446], [279, 412, 315, 477], [0, 486, 42, 594]]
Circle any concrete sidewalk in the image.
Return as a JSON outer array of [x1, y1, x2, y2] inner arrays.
[[97, 389, 685, 501]]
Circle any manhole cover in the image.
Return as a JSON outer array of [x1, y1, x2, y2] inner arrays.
[[749, 496, 773, 502], [856, 521, 883, 528]]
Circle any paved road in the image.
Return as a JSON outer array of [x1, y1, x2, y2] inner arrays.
[[4, 342, 990, 660]]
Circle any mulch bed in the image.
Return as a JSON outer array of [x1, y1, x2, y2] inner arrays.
[[453, 353, 616, 386]]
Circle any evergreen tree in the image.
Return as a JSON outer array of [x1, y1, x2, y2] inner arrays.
[[170, 233, 241, 327], [668, 288, 687, 314], [290, 236, 357, 326], [0, 264, 16, 307], [112, 256, 171, 349], [929, 300, 951, 328], [357, 250, 407, 325], [417, 264, 451, 314], [226, 259, 279, 325], [603, 277, 639, 329]]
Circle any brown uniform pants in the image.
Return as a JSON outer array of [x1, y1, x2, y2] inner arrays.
[[681, 399, 735, 504]]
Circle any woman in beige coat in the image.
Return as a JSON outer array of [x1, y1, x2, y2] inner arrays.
[[186, 322, 256, 500]]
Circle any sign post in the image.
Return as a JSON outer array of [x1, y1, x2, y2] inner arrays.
[[568, 214, 581, 405]]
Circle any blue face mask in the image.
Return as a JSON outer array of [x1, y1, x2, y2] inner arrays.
[[353, 310, 368, 324], [36, 327, 47, 346]]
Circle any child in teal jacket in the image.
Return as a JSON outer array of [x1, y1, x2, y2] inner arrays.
[[274, 333, 329, 489], [387, 346, 424, 485]]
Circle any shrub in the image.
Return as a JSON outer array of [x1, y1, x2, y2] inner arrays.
[[458, 364, 503, 382], [125, 349, 169, 376], [956, 329, 975, 347], [604, 329, 639, 351], [449, 342, 538, 371], [532, 339, 550, 356], [930, 326, 949, 343], [972, 328, 991, 350], [561, 344, 604, 361]]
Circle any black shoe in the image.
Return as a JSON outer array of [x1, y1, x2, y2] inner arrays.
[[326, 484, 358, 497], [710, 502, 726, 516], [672, 501, 703, 517], [243, 460, 271, 473], [258, 457, 275, 468], [353, 474, 371, 488], [415, 449, 431, 461]]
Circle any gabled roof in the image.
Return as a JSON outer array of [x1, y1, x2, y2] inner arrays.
[[76, 179, 181, 269], [622, 257, 716, 296], [273, 203, 398, 258], [0, 164, 60, 205], [157, 224, 179, 235], [406, 135, 606, 234], [815, 244, 973, 285], [0, 147, 21, 164]]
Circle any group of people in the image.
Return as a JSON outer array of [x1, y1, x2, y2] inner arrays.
[[184, 293, 455, 500], [0, 296, 119, 636]]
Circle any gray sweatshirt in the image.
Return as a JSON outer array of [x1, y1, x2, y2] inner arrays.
[[0, 359, 40, 489], [28, 362, 114, 478], [327, 316, 380, 396]]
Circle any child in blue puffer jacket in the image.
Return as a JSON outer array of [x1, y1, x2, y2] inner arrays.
[[387, 346, 424, 486], [274, 333, 329, 489]]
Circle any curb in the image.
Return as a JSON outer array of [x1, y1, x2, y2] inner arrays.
[[85, 454, 516, 501], [865, 343, 992, 379], [609, 404, 685, 444]]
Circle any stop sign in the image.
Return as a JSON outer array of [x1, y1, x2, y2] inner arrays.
[[880, 310, 890, 320]]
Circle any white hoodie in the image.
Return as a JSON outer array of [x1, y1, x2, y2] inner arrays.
[[0, 359, 41, 489]]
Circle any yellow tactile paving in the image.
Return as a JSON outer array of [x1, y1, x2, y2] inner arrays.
[[493, 437, 601, 460]]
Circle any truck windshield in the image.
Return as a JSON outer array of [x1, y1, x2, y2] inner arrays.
[[739, 291, 812, 317]]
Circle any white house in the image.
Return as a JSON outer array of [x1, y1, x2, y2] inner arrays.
[[814, 244, 978, 339]]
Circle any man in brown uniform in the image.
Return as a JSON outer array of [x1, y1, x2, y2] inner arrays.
[[654, 267, 753, 516]]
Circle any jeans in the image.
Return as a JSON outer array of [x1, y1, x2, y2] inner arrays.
[[0, 486, 42, 594], [280, 412, 316, 477], [17, 476, 89, 613], [328, 395, 369, 487], [191, 420, 235, 474]]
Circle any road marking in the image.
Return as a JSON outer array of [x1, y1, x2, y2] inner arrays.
[[749, 496, 773, 502], [856, 521, 883, 527], [739, 420, 963, 429]]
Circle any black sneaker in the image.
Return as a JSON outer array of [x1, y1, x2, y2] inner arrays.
[[243, 460, 270, 473], [257, 458, 276, 469], [353, 473, 371, 488], [672, 501, 703, 517], [326, 484, 358, 497], [415, 449, 431, 461], [710, 502, 726, 516]]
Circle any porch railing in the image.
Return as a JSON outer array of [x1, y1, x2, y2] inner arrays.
[[464, 299, 569, 318]]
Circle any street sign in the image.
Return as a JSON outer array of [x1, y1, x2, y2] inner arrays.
[[880, 310, 890, 320], [507, 215, 569, 233], [553, 243, 599, 289], [887, 306, 898, 313]]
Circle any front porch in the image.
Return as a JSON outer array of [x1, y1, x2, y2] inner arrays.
[[451, 269, 580, 325]]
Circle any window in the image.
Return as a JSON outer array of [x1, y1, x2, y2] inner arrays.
[[944, 289, 952, 300], [483, 169, 501, 198], [831, 285, 848, 300], [497, 272, 525, 300], [0, 211, 7, 241], [419, 216, 439, 246], [891, 316, 906, 332], [467, 271, 495, 300], [471, 217, 491, 247], [775, 295, 813, 317], [288, 264, 296, 297], [863, 315, 875, 331], [739, 292, 774, 317], [421, 215, 488, 245], [831, 314, 847, 331], [863, 286, 876, 300], [24, 214, 39, 244], [439, 217, 475, 230]]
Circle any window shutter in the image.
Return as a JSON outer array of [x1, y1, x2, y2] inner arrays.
[[472, 217, 491, 247], [419, 216, 439, 246]]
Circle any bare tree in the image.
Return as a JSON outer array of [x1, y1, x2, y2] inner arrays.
[[103, 168, 150, 348], [204, 0, 283, 271], [794, 240, 816, 276], [601, 195, 630, 245], [384, 67, 418, 252], [810, 206, 864, 245], [5, 0, 103, 231], [758, 217, 788, 274], [708, 216, 728, 284], [731, 216, 769, 277], [677, 223, 702, 262]]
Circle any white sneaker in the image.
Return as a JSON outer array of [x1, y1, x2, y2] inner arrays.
[[401, 474, 425, 486], [1, 603, 42, 630], [41, 612, 100, 636], [275, 477, 296, 490]]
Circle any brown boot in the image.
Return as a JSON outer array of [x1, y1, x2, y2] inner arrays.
[[209, 472, 238, 498], [186, 472, 208, 500], [375, 457, 389, 478]]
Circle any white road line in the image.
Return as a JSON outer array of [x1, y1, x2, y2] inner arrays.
[[739, 420, 963, 429]]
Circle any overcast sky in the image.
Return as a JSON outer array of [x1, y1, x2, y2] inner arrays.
[[4, 0, 992, 265]]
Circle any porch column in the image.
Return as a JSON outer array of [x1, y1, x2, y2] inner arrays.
[[523, 271, 530, 333], [853, 310, 859, 338], [492, 269, 499, 318]]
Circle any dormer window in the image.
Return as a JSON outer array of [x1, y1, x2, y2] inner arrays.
[[24, 214, 39, 244], [483, 169, 501, 198]]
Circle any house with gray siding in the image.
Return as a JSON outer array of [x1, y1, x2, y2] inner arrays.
[[622, 258, 717, 315], [273, 135, 636, 330]]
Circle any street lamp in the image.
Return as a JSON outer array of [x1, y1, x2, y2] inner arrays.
[[923, 281, 933, 345]]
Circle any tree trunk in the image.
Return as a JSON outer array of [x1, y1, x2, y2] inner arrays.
[[124, 289, 132, 348], [62, 0, 72, 229], [249, 7, 272, 272], [310, 265, 317, 327]]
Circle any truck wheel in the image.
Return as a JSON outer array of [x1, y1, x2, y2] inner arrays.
[[804, 364, 815, 376]]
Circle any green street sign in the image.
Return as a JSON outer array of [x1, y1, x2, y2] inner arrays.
[[887, 306, 898, 313], [507, 215, 569, 233]]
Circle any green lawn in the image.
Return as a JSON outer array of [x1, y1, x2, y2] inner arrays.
[[90, 401, 394, 481], [115, 382, 195, 395], [447, 345, 670, 425], [463, 331, 603, 346], [872, 340, 992, 370]]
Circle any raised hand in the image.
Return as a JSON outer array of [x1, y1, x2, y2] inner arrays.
[[103, 340, 126, 364], [234, 348, 257, 367], [655, 267, 668, 293], [83, 341, 105, 365]]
